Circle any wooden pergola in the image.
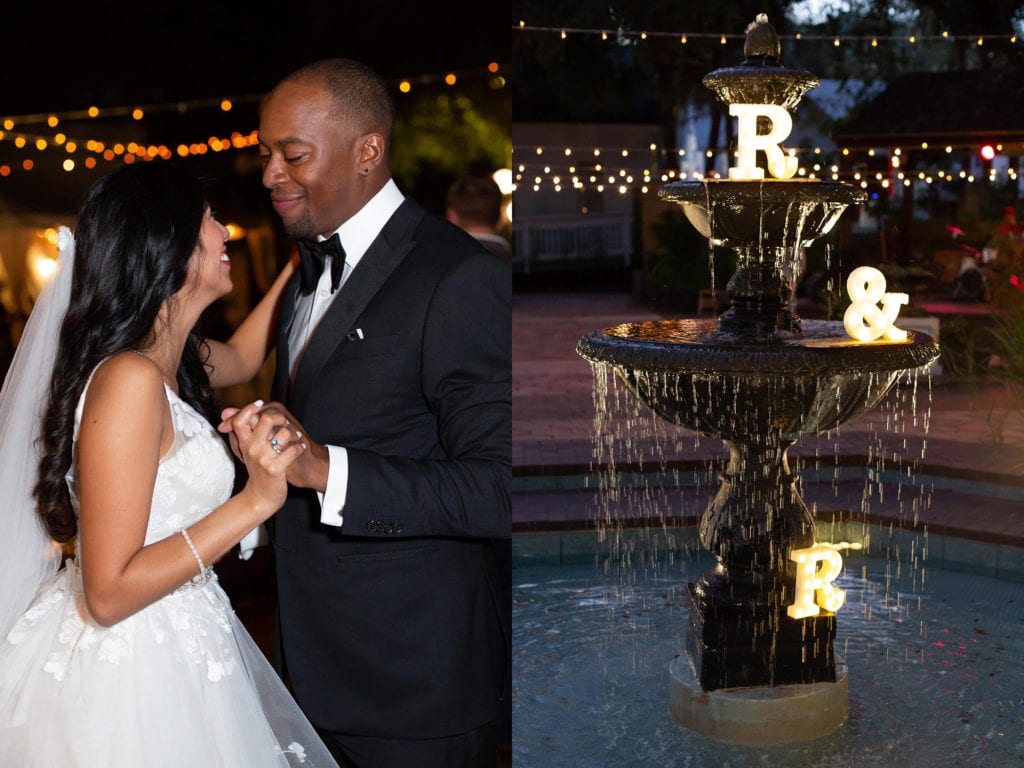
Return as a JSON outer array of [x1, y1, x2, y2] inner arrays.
[[835, 67, 1024, 263]]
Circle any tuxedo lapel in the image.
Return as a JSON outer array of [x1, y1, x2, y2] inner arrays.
[[289, 200, 425, 408], [272, 272, 302, 402]]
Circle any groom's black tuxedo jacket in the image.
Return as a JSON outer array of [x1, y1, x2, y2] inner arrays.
[[270, 198, 511, 739]]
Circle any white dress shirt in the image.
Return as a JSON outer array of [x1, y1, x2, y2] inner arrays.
[[238, 179, 404, 558]]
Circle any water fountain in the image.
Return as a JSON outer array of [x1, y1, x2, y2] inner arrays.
[[576, 15, 940, 744]]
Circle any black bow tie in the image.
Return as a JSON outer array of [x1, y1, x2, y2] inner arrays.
[[296, 234, 346, 295]]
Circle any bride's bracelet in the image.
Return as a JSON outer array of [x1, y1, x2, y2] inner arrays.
[[179, 527, 210, 579]]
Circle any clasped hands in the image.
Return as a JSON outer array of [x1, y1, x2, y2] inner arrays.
[[218, 402, 330, 493]]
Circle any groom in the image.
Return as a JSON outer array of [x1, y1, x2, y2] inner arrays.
[[241, 59, 511, 768]]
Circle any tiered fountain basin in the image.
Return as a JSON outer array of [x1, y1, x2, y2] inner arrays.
[[577, 319, 940, 443], [660, 179, 866, 251]]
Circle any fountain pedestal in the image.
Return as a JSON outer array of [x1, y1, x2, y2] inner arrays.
[[691, 438, 833, 690], [687, 568, 837, 691]]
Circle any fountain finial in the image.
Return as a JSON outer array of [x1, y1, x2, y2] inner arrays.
[[743, 13, 781, 65], [702, 14, 816, 113]]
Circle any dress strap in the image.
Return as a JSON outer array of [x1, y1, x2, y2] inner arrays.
[[71, 357, 112, 444]]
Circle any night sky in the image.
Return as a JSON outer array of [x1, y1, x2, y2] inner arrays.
[[4, 2, 507, 112]]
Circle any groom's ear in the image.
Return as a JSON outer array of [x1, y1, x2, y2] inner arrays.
[[358, 133, 386, 171]]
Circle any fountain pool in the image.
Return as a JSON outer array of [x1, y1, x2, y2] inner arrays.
[[512, 530, 1024, 767]]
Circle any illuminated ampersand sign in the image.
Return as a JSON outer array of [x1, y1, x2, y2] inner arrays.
[[843, 266, 910, 342], [787, 544, 846, 619], [728, 104, 799, 180]]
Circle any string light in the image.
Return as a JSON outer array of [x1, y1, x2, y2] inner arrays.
[[0, 64, 502, 179], [513, 140, 1024, 195], [514, 24, 1022, 46]]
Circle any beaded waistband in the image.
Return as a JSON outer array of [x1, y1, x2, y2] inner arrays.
[[172, 567, 216, 595]]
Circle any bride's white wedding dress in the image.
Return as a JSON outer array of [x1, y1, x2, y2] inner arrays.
[[0, 381, 337, 767]]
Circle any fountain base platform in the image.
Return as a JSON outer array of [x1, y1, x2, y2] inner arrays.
[[669, 657, 849, 745]]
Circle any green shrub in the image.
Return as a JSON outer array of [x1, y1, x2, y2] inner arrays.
[[642, 208, 735, 311]]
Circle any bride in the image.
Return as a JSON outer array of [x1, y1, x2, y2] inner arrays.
[[0, 163, 338, 766]]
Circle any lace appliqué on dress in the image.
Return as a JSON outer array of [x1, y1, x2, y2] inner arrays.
[[170, 396, 209, 438], [7, 563, 238, 684]]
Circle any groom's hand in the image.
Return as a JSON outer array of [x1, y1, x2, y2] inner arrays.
[[218, 405, 246, 460]]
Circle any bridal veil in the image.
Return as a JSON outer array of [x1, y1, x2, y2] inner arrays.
[[0, 226, 71, 637]]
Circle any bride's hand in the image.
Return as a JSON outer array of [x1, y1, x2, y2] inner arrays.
[[226, 402, 306, 517], [240, 402, 327, 493]]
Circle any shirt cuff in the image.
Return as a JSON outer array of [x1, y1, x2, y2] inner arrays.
[[318, 444, 348, 528], [238, 524, 267, 560]]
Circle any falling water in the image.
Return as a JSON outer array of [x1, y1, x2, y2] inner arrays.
[[587, 360, 712, 590], [588, 350, 941, 609]]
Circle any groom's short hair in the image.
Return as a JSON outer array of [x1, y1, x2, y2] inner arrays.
[[285, 58, 395, 140]]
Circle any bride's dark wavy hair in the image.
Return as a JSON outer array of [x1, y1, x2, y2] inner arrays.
[[35, 163, 221, 542]]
